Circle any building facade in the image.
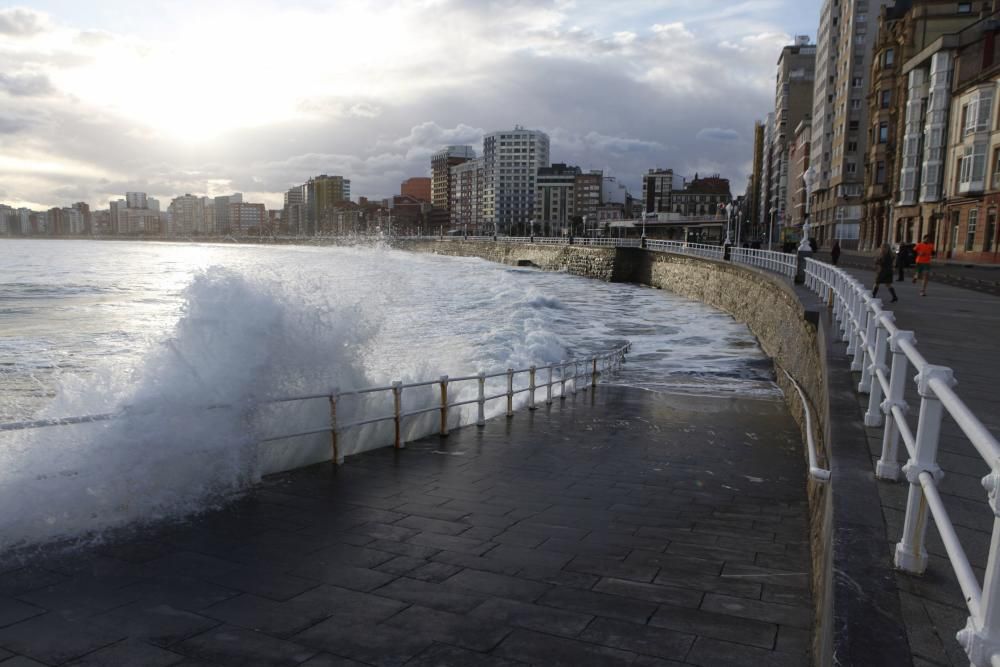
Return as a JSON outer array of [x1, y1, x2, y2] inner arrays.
[[939, 13, 1000, 264], [431, 146, 476, 228], [535, 163, 581, 236], [229, 202, 266, 235], [306, 175, 350, 235], [789, 119, 812, 229], [451, 158, 485, 232], [401, 177, 431, 202], [811, 0, 891, 247], [769, 37, 816, 241], [642, 169, 675, 214], [482, 127, 550, 234]]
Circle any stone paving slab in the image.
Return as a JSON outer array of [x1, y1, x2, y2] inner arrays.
[[0, 386, 812, 666], [840, 265, 1000, 666]]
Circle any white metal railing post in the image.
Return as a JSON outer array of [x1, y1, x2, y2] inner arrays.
[[858, 300, 881, 393], [894, 365, 955, 574], [571, 361, 578, 395], [864, 312, 893, 427], [546, 366, 553, 405], [392, 381, 404, 449], [957, 508, 1000, 666], [506, 368, 514, 417], [439, 375, 449, 436], [476, 372, 486, 426], [876, 330, 913, 480], [528, 366, 537, 410], [850, 296, 868, 372]]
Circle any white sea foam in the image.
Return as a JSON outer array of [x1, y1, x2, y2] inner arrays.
[[0, 239, 779, 552]]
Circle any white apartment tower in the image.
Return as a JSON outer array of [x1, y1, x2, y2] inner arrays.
[[482, 127, 550, 234], [810, 0, 890, 245]]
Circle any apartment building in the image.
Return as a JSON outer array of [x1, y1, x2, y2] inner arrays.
[[769, 37, 816, 239], [811, 0, 891, 247], [431, 146, 476, 228], [940, 13, 1000, 263], [482, 127, 550, 234], [451, 158, 485, 233], [789, 119, 812, 229]]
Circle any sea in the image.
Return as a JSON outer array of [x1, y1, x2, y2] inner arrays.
[[0, 239, 779, 552]]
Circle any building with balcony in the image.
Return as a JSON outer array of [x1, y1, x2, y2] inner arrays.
[[642, 169, 675, 214], [811, 0, 892, 248], [789, 119, 812, 229], [535, 164, 581, 237], [431, 146, 476, 229], [229, 202, 266, 235], [482, 127, 550, 234], [769, 37, 816, 241], [863, 1, 984, 251], [306, 175, 350, 235], [451, 158, 485, 233], [940, 13, 1000, 264]]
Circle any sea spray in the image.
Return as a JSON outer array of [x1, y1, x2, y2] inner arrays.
[[0, 267, 376, 551]]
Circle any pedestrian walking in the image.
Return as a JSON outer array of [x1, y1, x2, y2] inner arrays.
[[872, 242, 898, 303], [831, 240, 841, 266], [913, 234, 934, 296], [896, 243, 909, 282]]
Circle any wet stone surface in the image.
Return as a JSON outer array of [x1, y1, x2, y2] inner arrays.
[[0, 386, 812, 665]]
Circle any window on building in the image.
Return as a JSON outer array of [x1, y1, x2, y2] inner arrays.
[[879, 122, 889, 143], [986, 211, 997, 252], [885, 48, 895, 66], [966, 209, 979, 250], [881, 90, 891, 108], [852, 77, 863, 88], [876, 160, 886, 184], [847, 141, 858, 152], [846, 162, 857, 174], [958, 2, 972, 13], [851, 98, 862, 109], [849, 120, 860, 131]]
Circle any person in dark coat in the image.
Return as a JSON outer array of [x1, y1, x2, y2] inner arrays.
[[873, 242, 898, 302], [896, 243, 910, 282], [831, 240, 841, 265]]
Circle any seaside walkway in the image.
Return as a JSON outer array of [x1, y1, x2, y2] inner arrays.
[[0, 387, 812, 666], [839, 264, 1000, 666]]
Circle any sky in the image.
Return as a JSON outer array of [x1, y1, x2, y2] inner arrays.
[[0, 0, 821, 210]]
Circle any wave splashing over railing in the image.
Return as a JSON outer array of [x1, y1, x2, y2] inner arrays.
[[0, 268, 378, 553]]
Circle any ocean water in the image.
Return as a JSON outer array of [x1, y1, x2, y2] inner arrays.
[[0, 239, 779, 551]]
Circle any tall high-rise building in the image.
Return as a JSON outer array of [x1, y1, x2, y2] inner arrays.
[[214, 193, 243, 235], [769, 37, 815, 240], [575, 171, 603, 225], [642, 169, 676, 214], [749, 120, 766, 239], [229, 202, 266, 235], [431, 146, 476, 228], [810, 0, 891, 247], [283, 185, 307, 235], [759, 112, 775, 242], [126, 192, 147, 209], [482, 127, 550, 234], [789, 119, 812, 229], [451, 158, 485, 233], [535, 163, 582, 236], [306, 175, 350, 235], [168, 194, 205, 236]]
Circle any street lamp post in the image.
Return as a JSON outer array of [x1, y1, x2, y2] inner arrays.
[[724, 201, 733, 246]]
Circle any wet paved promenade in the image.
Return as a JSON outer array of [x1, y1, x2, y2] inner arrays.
[[841, 264, 1000, 666], [0, 386, 811, 666]]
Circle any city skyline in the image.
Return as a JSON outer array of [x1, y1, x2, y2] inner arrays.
[[1, 0, 820, 211]]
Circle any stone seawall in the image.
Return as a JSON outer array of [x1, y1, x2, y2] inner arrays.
[[394, 239, 833, 664]]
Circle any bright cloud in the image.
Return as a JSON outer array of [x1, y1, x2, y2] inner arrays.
[[0, 0, 820, 209]]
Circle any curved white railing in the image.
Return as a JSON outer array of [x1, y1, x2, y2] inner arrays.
[[804, 258, 1000, 667], [1, 344, 632, 468], [731, 247, 797, 278]]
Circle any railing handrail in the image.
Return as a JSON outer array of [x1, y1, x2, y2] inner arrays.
[[0, 343, 632, 438], [802, 255, 1000, 667]]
